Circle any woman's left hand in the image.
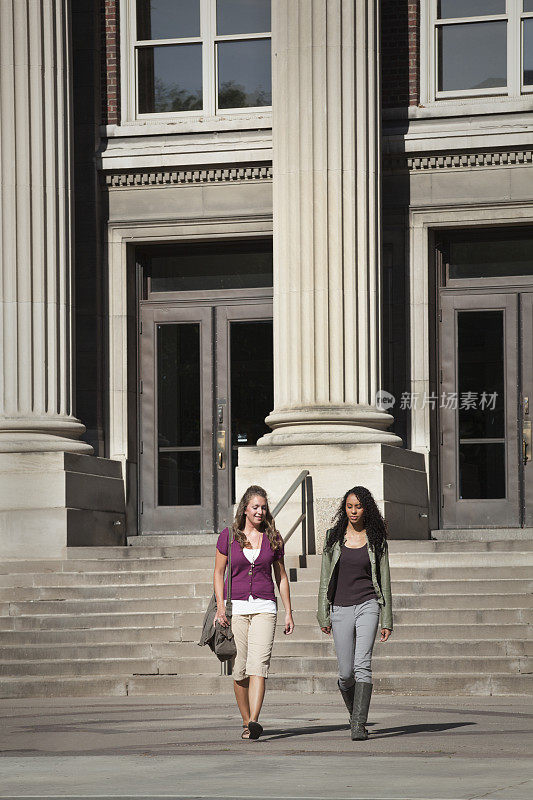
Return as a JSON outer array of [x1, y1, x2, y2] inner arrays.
[[380, 628, 392, 642], [284, 612, 294, 635]]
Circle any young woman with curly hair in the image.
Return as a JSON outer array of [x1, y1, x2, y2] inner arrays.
[[317, 486, 393, 741], [213, 485, 294, 739]]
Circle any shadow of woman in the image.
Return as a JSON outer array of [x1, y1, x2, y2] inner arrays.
[[368, 721, 476, 739], [263, 720, 475, 741]]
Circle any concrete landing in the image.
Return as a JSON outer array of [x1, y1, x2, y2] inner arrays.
[[0, 693, 532, 799]]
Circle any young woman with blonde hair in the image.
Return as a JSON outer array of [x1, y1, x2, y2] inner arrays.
[[213, 485, 294, 739]]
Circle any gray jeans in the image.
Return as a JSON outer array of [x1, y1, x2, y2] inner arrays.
[[330, 598, 380, 687]]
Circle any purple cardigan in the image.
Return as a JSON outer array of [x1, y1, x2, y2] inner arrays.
[[216, 527, 285, 602]]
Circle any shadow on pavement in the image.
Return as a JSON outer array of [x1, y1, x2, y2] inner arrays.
[[263, 721, 475, 741]]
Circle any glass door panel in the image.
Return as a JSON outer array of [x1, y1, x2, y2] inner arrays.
[[440, 293, 519, 527], [214, 303, 273, 530], [457, 310, 506, 499], [157, 323, 201, 506], [139, 305, 214, 534]]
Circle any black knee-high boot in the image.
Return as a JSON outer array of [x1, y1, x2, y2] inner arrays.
[[351, 682, 372, 740], [337, 679, 355, 718]]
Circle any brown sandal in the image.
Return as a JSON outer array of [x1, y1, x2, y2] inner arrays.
[[241, 725, 250, 739]]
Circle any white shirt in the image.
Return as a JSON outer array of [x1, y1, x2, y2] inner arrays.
[[231, 549, 278, 616]]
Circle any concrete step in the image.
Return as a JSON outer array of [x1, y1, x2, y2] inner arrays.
[[1, 637, 531, 662], [1, 637, 530, 662], [1, 578, 532, 601], [2, 672, 531, 699], [1, 653, 530, 679], [0, 557, 217, 574], [3, 607, 530, 630], [5, 592, 532, 614], [0, 611, 177, 631], [2, 551, 531, 576], [293, 566, 533, 581], [127, 534, 218, 546], [0, 656, 221, 677], [7, 597, 211, 615], [2, 565, 531, 590], [0, 569, 215, 588], [176, 622, 531, 641], [431, 529, 533, 541], [268, 655, 533, 676], [0, 626, 178, 645], [68, 544, 217, 558], [2, 581, 531, 605]]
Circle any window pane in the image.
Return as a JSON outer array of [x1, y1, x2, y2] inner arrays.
[[157, 324, 200, 448], [138, 44, 202, 113], [218, 39, 271, 108], [136, 0, 200, 40], [459, 443, 506, 499], [449, 237, 533, 279], [159, 452, 201, 505], [457, 311, 505, 441], [217, 0, 271, 35], [157, 324, 201, 507], [524, 1, 533, 12], [230, 321, 273, 502], [457, 311, 506, 500], [438, 22, 506, 91], [142, 240, 273, 292], [524, 19, 533, 84], [438, 0, 504, 18]]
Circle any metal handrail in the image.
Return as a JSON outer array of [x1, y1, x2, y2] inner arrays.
[[272, 470, 315, 556]]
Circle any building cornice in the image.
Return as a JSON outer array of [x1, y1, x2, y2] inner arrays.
[[103, 164, 273, 188], [384, 149, 533, 173]]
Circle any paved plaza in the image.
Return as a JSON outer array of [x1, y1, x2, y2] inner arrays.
[[0, 692, 531, 800]]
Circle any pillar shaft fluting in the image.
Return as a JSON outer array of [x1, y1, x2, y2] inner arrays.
[[0, 0, 91, 453], [261, 0, 400, 446]]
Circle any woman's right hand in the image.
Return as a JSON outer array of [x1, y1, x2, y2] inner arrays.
[[214, 607, 229, 627], [321, 625, 331, 635]]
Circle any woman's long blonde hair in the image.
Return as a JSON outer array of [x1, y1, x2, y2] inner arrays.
[[232, 485, 283, 553]]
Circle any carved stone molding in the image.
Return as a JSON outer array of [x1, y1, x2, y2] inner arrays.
[[385, 150, 533, 173], [104, 164, 272, 188]]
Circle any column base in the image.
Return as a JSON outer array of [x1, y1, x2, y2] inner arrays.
[[236, 443, 429, 554], [0, 417, 93, 454], [0, 453, 126, 559], [259, 406, 403, 446]]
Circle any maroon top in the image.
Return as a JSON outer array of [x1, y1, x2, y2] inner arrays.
[[333, 543, 378, 607], [216, 527, 284, 602]]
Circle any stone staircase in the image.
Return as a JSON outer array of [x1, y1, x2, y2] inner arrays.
[[0, 540, 531, 698]]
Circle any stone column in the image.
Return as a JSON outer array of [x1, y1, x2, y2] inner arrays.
[[0, 0, 91, 454], [259, 0, 400, 446], [0, 1, 126, 558], [237, 0, 429, 545]]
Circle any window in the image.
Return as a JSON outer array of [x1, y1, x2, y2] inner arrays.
[[129, 0, 271, 118], [426, 0, 533, 101]]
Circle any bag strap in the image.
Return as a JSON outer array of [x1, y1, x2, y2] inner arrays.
[[225, 526, 234, 619]]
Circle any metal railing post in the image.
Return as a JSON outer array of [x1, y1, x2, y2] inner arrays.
[[301, 476, 307, 558]]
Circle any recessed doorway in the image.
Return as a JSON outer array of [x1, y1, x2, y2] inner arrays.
[[437, 227, 533, 529], [137, 239, 273, 534]]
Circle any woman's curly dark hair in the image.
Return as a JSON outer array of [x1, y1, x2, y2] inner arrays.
[[325, 486, 387, 556]]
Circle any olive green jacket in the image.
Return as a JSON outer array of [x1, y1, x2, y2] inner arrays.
[[317, 533, 393, 631]]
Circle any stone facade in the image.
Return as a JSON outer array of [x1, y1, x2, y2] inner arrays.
[[1, 1, 532, 557]]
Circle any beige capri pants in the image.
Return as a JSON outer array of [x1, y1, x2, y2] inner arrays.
[[231, 613, 277, 680]]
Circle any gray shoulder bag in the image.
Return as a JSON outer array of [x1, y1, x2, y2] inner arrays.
[[198, 527, 237, 662]]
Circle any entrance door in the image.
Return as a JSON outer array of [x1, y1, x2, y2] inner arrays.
[[439, 292, 520, 528], [139, 301, 273, 534]]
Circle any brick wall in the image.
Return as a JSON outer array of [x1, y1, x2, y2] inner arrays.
[[101, 0, 120, 124], [381, 0, 419, 109]]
